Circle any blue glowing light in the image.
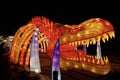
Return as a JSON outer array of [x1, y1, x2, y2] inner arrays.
[[30, 27, 41, 73], [52, 39, 61, 80]]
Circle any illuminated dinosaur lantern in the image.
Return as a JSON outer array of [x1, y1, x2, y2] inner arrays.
[[10, 16, 115, 75]]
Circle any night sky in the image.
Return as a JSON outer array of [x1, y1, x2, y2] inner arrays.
[[0, 13, 120, 37], [0, 1, 120, 56]]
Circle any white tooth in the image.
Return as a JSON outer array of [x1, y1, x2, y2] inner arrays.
[[80, 57, 82, 61], [97, 59, 100, 64], [105, 34, 109, 41], [84, 41, 86, 45], [83, 57, 86, 61], [102, 37, 106, 43], [73, 57, 76, 60], [92, 38, 96, 45], [75, 41, 78, 46], [46, 41, 48, 47], [108, 31, 115, 39], [83, 41, 86, 45], [90, 40, 93, 45], [81, 40, 84, 45], [88, 59, 90, 62], [102, 33, 109, 42], [86, 39, 89, 47], [76, 58, 79, 61], [105, 56, 109, 63], [69, 43, 72, 46], [101, 58, 104, 65], [97, 36, 101, 43], [109, 34, 112, 39], [78, 41, 81, 45], [71, 42, 74, 46], [112, 31, 115, 38]]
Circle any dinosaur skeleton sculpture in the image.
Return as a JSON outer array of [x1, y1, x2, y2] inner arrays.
[[10, 16, 115, 75]]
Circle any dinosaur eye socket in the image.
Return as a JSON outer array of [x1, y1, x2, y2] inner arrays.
[[69, 29, 79, 34]]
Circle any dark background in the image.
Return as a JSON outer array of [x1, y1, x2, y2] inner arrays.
[[0, 1, 120, 56]]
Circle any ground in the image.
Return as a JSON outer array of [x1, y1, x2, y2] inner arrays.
[[0, 52, 120, 80]]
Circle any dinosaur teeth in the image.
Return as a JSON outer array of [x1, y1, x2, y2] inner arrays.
[[81, 40, 86, 45], [101, 32, 115, 43], [104, 33, 109, 41], [69, 43, 72, 46], [91, 38, 96, 45], [69, 41, 81, 46], [101, 33, 109, 43], [78, 41, 81, 45], [75, 41, 78, 46], [102, 37, 106, 43], [89, 40, 93, 45], [71, 42, 75, 46], [86, 39, 89, 47], [68, 31, 115, 47], [97, 36, 101, 43], [108, 31, 115, 39]]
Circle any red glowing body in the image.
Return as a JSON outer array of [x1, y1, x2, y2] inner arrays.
[[10, 16, 115, 75]]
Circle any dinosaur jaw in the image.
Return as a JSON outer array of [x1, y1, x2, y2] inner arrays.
[[60, 30, 115, 58], [59, 30, 115, 75]]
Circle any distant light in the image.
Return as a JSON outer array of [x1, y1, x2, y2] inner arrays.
[[3, 40, 7, 42]]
